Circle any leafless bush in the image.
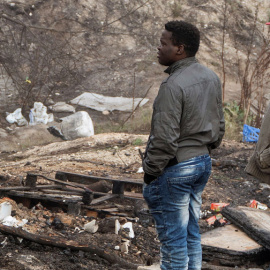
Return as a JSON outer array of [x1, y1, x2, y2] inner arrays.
[[231, 5, 270, 126], [0, 11, 84, 117]]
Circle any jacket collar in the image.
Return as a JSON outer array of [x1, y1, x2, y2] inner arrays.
[[164, 57, 198, 75]]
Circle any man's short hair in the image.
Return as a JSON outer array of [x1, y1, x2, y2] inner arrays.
[[165, 21, 200, 57]]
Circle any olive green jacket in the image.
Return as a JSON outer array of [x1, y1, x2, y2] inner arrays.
[[245, 104, 270, 184], [143, 57, 225, 179]]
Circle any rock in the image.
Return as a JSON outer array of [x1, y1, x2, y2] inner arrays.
[[49, 102, 75, 113], [87, 180, 112, 193], [51, 217, 64, 230], [0, 128, 8, 137], [102, 110, 110, 115], [84, 219, 99, 233], [98, 217, 118, 234], [56, 214, 76, 227], [45, 98, 55, 106], [120, 239, 130, 253], [60, 111, 94, 140], [47, 126, 67, 140]]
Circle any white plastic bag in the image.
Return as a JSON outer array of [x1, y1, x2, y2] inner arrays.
[[29, 102, 54, 125], [60, 111, 94, 140], [6, 108, 28, 126]]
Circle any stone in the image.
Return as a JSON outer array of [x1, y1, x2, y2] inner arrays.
[[49, 102, 75, 113], [84, 219, 98, 233]]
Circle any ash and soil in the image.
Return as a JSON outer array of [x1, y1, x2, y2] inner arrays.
[[0, 133, 270, 269]]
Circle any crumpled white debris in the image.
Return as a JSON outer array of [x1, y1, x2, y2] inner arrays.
[[1, 216, 28, 228]]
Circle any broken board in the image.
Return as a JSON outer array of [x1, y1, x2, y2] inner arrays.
[[201, 224, 267, 266], [222, 206, 270, 250]]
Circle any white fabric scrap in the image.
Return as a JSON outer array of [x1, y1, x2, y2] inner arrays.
[[70, 92, 149, 112]]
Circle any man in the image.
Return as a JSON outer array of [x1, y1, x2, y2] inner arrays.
[[142, 21, 225, 270], [245, 23, 270, 185], [246, 23, 270, 270], [245, 103, 270, 183]]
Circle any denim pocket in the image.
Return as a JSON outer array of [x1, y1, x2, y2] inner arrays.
[[167, 176, 196, 204], [166, 165, 200, 203]]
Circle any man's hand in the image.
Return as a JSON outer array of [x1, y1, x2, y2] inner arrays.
[[144, 173, 157, 185]]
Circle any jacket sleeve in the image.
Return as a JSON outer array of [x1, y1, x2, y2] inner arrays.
[[257, 147, 270, 169], [208, 79, 225, 150], [143, 83, 182, 178], [245, 146, 270, 182]]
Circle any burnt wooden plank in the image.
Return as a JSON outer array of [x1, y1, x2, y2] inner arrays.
[[82, 190, 93, 205], [222, 206, 270, 250], [124, 191, 143, 199], [0, 224, 139, 269], [90, 194, 118, 205], [0, 185, 62, 191], [112, 181, 124, 195], [27, 173, 91, 192], [82, 206, 131, 219], [25, 173, 37, 187], [40, 189, 83, 195], [55, 171, 143, 185], [8, 190, 82, 203], [201, 224, 267, 266], [202, 224, 262, 252]]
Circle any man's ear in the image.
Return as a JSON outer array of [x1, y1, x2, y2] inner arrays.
[[176, 45, 185, 55]]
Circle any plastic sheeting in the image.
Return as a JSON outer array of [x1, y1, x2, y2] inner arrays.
[[70, 92, 149, 112], [6, 108, 28, 126], [60, 111, 94, 140], [29, 102, 54, 125]]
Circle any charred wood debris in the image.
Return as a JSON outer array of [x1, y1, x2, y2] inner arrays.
[[0, 168, 269, 269]]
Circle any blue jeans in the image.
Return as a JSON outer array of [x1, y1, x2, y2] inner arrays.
[[143, 154, 211, 270]]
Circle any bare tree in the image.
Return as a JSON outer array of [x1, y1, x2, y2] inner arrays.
[[0, 11, 84, 117], [231, 4, 270, 126], [221, 0, 228, 102]]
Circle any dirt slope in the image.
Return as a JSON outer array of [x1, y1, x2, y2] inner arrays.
[[1, 0, 270, 121]]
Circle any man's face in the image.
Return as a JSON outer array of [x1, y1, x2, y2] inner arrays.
[[157, 30, 179, 66]]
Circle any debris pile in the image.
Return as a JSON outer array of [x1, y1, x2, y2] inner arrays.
[[200, 201, 270, 267], [0, 171, 159, 269]]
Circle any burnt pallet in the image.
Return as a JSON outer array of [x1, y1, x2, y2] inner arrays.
[[0, 171, 143, 216], [222, 206, 270, 250], [55, 170, 143, 196]]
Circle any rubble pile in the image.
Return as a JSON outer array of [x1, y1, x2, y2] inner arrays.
[[0, 195, 160, 269]]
